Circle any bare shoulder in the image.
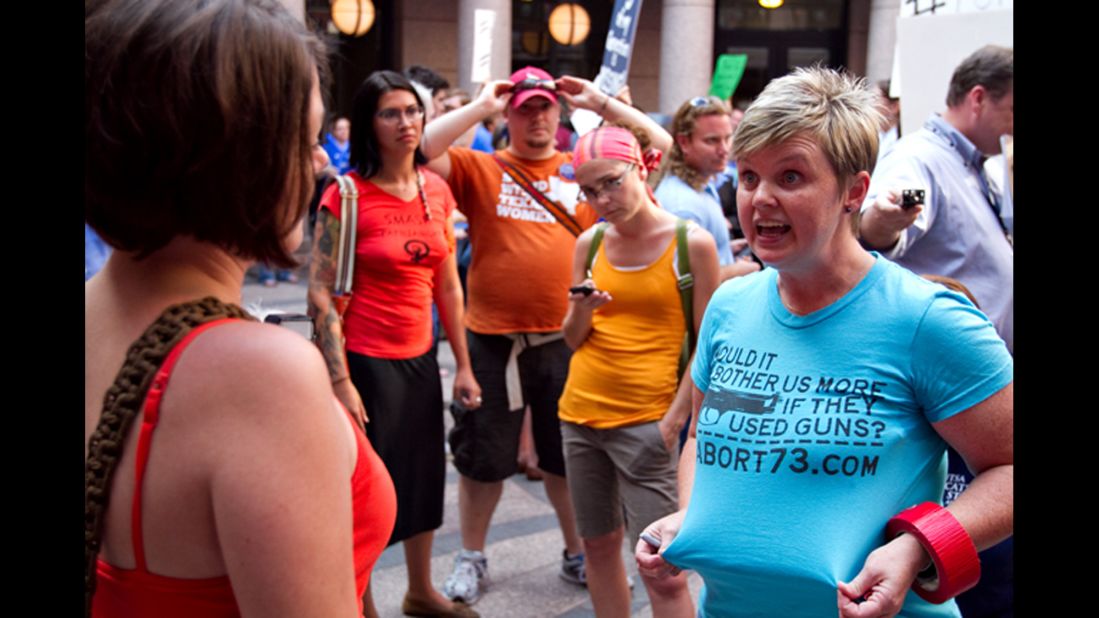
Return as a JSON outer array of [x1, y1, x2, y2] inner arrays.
[[684, 221, 719, 258], [165, 321, 336, 431], [577, 224, 599, 247]]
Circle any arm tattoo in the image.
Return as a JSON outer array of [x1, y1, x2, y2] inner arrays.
[[307, 210, 348, 381], [321, 304, 346, 380]]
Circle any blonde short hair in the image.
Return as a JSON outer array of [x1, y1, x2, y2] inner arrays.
[[733, 67, 882, 181], [733, 68, 881, 234]]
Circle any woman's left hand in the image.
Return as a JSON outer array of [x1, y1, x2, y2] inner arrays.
[[836, 533, 929, 618], [453, 366, 483, 410], [555, 76, 605, 112]]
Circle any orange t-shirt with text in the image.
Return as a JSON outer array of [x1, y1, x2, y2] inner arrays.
[[446, 147, 598, 334]]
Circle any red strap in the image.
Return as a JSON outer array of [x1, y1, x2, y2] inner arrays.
[[131, 319, 239, 572]]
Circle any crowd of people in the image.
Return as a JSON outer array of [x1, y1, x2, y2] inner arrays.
[[85, 1, 1013, 617]]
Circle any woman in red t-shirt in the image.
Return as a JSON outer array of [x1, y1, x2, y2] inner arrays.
[[309, 70, 482, 618]]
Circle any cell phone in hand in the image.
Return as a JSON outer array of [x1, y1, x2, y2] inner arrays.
[[569, 285, 596, 296], [901, 189, 925, 210], [640, 531, 661, 549]]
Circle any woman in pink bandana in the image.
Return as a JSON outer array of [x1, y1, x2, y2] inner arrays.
[[557, 126, 720, 617]]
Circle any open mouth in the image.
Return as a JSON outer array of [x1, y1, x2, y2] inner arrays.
[[756, 221, 790, 238]]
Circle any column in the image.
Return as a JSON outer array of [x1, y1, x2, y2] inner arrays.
[[659, 0, 714, 115]]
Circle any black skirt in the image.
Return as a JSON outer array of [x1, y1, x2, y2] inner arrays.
[[347, 349, 445, 545]]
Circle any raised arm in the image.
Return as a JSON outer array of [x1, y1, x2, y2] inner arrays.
[[556, 76, 673, 153], [422, 80, 512, 179], [307, 208, 367, 428]]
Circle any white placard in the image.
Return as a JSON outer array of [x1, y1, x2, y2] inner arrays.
[[895, 9, 1012, 135], [470, 9, 495, 84], [570, 108, 603, 139], [899, 0, 1013, 18]]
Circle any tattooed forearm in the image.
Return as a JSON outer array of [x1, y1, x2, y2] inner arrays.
[[307, 209, 349, 381], [320, 304, 347, 380]]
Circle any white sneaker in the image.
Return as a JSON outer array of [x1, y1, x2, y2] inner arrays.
[[443, 549, 488, 605]]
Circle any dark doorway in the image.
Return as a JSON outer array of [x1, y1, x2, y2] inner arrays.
[[713, 0, 849, 104]]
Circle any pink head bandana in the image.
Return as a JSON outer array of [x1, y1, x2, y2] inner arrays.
[[572, 127, 663, 180]]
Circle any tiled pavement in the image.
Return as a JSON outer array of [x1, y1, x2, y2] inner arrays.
[[241, 263, 703, 617]]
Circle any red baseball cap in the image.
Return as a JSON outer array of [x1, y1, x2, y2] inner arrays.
[[509, 66, 558, 108]]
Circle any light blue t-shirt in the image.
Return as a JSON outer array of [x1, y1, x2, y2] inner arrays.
[[662, 256, 1012, 618], [655, 174, 733, 265]]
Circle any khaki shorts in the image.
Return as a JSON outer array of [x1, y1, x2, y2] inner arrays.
[[561, 420, 679, 546]]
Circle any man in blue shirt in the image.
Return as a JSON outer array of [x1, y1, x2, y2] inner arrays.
[[655, 96, 759, 282], [322, 116, 351, 176], [860, 45, 1013, 355], [859, 46, 1014, 618]]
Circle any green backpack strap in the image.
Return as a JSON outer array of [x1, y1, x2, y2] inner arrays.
[[673, 218, 695, 377], [584, 222, 610, 279]]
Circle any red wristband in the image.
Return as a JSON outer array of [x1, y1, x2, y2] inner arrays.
[[886, 502, 980, 604]]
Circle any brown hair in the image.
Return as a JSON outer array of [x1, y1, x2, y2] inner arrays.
[[946, 45, 1013, 108], [85, 0, 329, 268], [921, 274, 980, 308], [661, 95, 732, 190]]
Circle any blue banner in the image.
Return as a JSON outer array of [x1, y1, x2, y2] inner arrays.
[[593, 0, 644, 96]]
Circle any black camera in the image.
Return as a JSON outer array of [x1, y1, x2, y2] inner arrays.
[[901, 189, 925, 210]]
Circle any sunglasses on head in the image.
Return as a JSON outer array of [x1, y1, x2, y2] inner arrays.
[[689, 95, 724, 108], [511, 77, 557, 94]]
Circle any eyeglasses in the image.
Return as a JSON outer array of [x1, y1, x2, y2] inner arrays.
[[511, 77, 557, 94], [376, 105, 425, 124], [579, 164, 634, 202]]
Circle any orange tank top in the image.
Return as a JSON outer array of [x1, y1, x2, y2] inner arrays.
[[92, 319, 396, 617], [558, 234, 687, 428]]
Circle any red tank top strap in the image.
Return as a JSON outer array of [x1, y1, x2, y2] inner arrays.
[[130, 318, 239, 572]]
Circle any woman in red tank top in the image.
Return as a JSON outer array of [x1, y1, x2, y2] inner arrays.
[[308, 71, 482, 618], [84, 1, 396, 616]]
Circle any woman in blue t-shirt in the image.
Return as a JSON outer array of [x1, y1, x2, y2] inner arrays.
[[634, 67, 1013, 618]]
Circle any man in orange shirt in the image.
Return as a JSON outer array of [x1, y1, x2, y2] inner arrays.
[[422, 66, 671, 605]]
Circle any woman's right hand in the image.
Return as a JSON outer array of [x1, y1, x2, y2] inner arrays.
[[635, 509, 686, 580], [332, 377, 368, 429], [568, 278, 613, 311]]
